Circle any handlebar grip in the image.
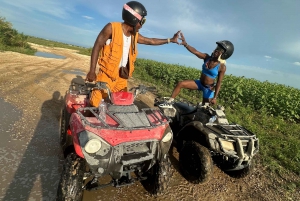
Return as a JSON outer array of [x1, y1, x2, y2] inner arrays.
[[85, 83, 97, 88], [146, 87, 157, 92], [129, 85, 156, 93]]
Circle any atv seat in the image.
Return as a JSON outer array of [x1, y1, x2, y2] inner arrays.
[[111, 91, 134, 105], [174, 102, 197, 115]]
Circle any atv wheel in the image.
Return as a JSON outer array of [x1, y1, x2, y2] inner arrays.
[[226, 159, 255, 178], [142, 154, 172, 195], [60, 107, 70, 147], [179, 141, 213, 184], [57, 153, 85, 201]]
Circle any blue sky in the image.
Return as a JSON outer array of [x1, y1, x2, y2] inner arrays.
[[1, 0, 300, 89]]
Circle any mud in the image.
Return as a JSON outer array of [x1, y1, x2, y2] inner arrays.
[[0, 43, 299, 201]]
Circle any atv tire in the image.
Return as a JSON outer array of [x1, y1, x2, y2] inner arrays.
[[179, 141, 213, 184], [142, 154, 172, 195], [57, 153, 86, 201], [60, 107, 70, 147]]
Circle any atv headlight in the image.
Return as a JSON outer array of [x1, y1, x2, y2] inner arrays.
[[162, 132, 172, 142], [220, 140, 235, 151], [85, 139, 102, 154]]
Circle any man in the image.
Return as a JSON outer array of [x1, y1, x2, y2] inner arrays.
[[86, 1, 180, 107]]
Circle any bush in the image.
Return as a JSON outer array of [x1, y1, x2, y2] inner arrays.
[[0, 16, 36, 54]]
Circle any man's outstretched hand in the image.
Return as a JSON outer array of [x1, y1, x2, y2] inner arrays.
[[170, 30, 181, 44]]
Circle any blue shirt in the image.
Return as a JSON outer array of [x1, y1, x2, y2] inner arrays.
[[202, 58, 220, 79]]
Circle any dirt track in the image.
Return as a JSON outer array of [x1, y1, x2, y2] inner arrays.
[[0, 44, 299, 201]]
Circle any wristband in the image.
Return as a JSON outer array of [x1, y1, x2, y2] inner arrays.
[[184, 43, 188, 47], [167, 38, 170, 43]]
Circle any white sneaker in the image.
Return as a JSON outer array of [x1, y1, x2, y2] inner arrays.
[[159, 102, 173, 109]]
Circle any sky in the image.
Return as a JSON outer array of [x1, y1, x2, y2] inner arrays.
[[1, 0, 300, 89]]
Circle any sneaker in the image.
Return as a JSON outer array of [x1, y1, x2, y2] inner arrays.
[[159, 101, 174, 109]]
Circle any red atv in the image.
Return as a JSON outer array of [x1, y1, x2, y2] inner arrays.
[[57, 82, 173, 201]]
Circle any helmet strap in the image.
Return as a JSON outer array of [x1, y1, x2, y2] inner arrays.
[[218, 55, 226, 64]]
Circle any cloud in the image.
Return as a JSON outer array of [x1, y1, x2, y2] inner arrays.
[[281, 41, 300, 60], [148, 1, 238, 36], [1, 0, 75, 19], [139, 28, 167, 39], [83, 0, 121, 19], [263, 55, 281, 62], [82, 15, 94, 20], [225, 63, 300, 89], [293, 62, 300, 66], [264, 55, 272, 62]]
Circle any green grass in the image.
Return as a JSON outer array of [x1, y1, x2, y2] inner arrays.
[[1, 16, 92, 56], [27, 36, 92, 56], [0, 44, 36, 55], [0, 17, 36, 55], [225, 105, 300, 175]]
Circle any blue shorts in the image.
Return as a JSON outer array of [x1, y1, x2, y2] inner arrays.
[[194, 80, 214, 99]]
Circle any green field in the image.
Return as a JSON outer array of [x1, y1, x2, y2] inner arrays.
[[133, 59, 300, 179]]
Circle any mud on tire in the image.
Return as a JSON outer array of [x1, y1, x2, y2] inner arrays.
[[57, 153, 86, 201], [179, 141, 213, 184], [60, 107, 70, 147], [142, 154, 172, 195]]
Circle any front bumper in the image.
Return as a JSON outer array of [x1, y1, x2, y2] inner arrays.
[[78, 130, 172, 179]]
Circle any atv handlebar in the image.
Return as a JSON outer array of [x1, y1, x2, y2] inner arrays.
[[129, 85, 157, 99], [155, 97, 224, 113], [82, 81, 156, 101]]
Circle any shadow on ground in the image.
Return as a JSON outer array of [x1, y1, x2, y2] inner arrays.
[[3, 91, 64, 201]]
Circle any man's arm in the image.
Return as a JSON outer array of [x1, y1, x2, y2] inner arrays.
[[137, 31, 180, 45], [86, 23, 112, 81]]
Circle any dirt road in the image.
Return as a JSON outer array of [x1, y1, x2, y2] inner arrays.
[[0, 44, 298, 201]]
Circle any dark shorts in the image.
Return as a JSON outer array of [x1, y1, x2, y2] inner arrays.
[[194, 80, 214, 99]]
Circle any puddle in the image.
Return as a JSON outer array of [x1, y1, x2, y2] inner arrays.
[[0, 98, 22, 145], [62, 69, 86, 76], [34, 51, 66, 59]]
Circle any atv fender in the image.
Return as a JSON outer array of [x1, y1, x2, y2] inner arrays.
[[176, 121, 219, 152]]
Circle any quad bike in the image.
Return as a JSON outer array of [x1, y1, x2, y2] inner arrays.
[[155, 98, 259, 184], [57, 82, 173, 201]]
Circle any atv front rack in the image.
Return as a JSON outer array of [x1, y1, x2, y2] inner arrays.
[[206, 124, 257, 138], [206, 123, 259, 161], [76, 107, 169, 130]]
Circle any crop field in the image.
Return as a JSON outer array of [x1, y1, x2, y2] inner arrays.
[[134, 58, 300, 122], [134, 58, 300, 177]]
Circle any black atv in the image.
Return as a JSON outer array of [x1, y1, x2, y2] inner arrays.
[[155, 98, 259, 184]]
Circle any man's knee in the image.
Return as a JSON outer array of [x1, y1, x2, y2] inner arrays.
[[89, 90, 103, 107]]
